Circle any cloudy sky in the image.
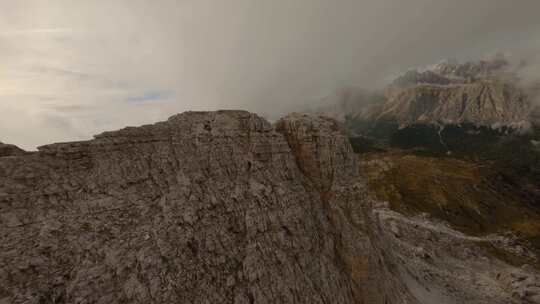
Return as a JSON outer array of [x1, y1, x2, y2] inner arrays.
[[1, 0, 540, 149]]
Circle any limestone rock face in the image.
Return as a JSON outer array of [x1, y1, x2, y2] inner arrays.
[[393, 55, 511, 88], [274, 113, 414, 303], [0, 142, 26, 157], [275, 113, 358, 193], [0, 110, 373, 304], [377, 80, 530, 127], [345, 56, 534, 130]]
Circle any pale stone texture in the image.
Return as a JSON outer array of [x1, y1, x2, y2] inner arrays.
[[378, 81, 530, 128], [0, 111, 367, 304]]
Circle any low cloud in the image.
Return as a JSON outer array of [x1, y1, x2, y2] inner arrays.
[[1, 0, 540, 149], [125, 90, 174, 103]]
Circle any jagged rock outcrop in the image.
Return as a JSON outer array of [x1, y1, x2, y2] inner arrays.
[[0, 142, 26, 157], [0, 110, 357, 303], [392, 70, 457, 87], [1, 110, 539, 304], [275, 113, 416, 303], [275, 114, 357, 193], [1, 110, 397, 304], [392, 54, 511, 88], [433, 54, 510, 80]]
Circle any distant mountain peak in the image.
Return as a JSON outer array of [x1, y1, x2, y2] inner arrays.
[[433, 53, 510, 79], [392, 54, 514, 88], [368, 56, 534, 130], [311, 55, 538, 135]]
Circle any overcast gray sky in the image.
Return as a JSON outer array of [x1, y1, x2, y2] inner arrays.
[[1, 0, 540, 149]]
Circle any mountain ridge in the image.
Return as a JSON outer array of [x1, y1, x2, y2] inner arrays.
[[319, 56, 537, 132], [2, 110, 540, 303]]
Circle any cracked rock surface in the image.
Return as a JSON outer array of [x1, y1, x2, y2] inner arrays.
[[1, 110, 538, 303], [0, 111, 370, 303]]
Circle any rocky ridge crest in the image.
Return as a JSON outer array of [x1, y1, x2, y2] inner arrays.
[[372, 56, 533, 129], [0, 141, 26, 157], [0, 111, 392, 303]]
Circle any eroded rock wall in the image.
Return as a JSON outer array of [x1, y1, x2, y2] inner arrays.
[[0, 111, 371, 304]]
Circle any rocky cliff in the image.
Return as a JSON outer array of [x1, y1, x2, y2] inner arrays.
[[0, 111, 389, 303], [344, 56, 534, 131], [1, 110, 539, 303], [375, 80, 530, 128]]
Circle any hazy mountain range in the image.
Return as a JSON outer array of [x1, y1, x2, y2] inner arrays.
[[316, 55, 540, 131]]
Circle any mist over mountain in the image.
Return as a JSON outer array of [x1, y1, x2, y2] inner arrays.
[[3, 1, 540, 149], [316, 54, 540, 131], [2, 2, 540, 304]]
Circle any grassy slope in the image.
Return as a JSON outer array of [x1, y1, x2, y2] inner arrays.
[[359, 150, 540, 267], [347, 115, 540, 266]]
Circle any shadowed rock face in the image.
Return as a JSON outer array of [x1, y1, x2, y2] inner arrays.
[[1, 110, 539, 304], [275, 113, 357, 193], [0, 142, 26, 157]]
